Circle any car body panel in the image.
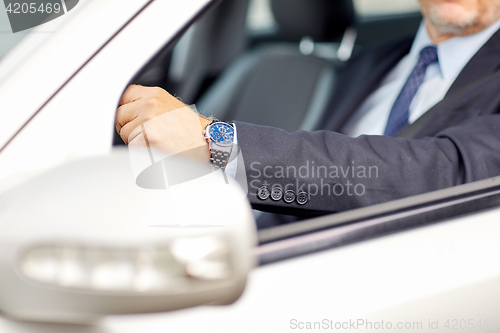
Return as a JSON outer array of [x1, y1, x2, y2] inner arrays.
[[2, 206, 497, 332], [102, 206, 500, 332]]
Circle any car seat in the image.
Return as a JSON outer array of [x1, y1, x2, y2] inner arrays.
[[197, 0, 356, 133]]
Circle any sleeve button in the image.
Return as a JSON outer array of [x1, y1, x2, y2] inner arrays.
[[257, 186, 270, 200], [297, 191, 309, 205], [283, 190, 296, 203], [271, 185, 283, 201]]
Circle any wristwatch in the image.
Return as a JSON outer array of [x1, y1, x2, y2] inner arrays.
[[203, 120, 235, 170]]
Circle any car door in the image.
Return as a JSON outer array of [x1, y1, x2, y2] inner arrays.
[[1, 0, 500, 332], [96, 177, 500, 333]]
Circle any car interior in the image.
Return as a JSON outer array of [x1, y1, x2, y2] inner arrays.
[[113, 0, 423, 228], [119, 0, 422, 136]]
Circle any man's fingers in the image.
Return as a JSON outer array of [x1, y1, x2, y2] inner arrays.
[[119, 85, 147, 106], [116, 85, 189, 145], [119, 85, 166, 106], [116, 98, 159, 139], [119, 117, 143, 145], [116, 99, 150, 143], [115, 100, 139, 134]]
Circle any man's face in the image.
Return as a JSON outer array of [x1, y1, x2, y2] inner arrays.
[[419, 0, 500, 35]]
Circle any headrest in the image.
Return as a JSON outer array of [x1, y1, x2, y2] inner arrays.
[[271, 0, 355, 42]]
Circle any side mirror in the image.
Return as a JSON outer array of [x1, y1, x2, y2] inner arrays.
[[0, 149, 256, 324]]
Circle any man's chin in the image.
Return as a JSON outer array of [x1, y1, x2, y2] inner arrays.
[[428, 3, 478, 34]]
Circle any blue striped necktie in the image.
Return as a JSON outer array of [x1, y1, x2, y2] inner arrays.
[[384, 46, 439, 136]]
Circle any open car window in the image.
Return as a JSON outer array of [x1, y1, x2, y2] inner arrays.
[[124, 0, 500, 261], [0, 0, 498, 264]]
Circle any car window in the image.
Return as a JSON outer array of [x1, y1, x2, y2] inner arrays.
[[246, 0, 421, 33], [0, 5, 33, 59], [121, 0, 500, 248]]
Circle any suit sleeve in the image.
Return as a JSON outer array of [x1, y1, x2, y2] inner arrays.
[[234, 114, 500, 216]]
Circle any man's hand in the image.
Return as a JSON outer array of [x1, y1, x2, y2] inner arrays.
[[115, 85, 211, 162]]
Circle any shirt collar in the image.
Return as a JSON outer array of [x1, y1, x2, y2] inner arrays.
[[410, 18, 500, 80]]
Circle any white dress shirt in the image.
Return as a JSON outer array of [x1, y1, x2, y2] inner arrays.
[[225, 18, 500, 177], [343, 18, 500, 137]]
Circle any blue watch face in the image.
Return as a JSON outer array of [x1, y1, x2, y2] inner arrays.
[[209, 123, 234, 144]]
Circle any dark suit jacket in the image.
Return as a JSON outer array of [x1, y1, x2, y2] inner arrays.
[[235, 28, 500, 217]]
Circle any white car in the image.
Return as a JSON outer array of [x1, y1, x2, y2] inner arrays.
[[1, 0, 500, 332]]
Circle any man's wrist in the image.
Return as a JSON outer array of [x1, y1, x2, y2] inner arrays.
[[199, 116, 212, 129], [199, 116, 211, 161]]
